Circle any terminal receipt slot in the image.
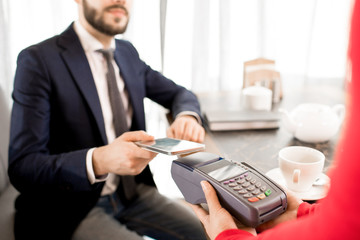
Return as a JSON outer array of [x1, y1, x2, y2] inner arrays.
[[171, 152, 287, 227]]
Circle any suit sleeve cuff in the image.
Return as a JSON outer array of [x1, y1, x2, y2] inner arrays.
[[176, 111, 202, 125], [86, 147, 109, 184]]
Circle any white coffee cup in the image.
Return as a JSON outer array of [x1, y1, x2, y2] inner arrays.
[[278, 146, 325, 192], [242, 86, 272, 111]]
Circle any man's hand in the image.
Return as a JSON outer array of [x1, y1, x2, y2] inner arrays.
[[190, 181, 257, 240], [92, 131, 158, 176], [167, 115, 205, 143]]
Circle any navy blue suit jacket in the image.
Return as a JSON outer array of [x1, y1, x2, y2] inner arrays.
[[8, 24, 201, 239]]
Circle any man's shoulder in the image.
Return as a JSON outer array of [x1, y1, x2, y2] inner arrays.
[[114, 38, 140, 58], [22, 35, 58, 52], [115, 38, 134, 49], [21, 24, 76, 54]]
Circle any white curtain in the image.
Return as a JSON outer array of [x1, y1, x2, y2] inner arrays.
[[0, 0, 11, 104], [1, 0, 352, 95], [0, 0, 11, 191], [162, 0, 352, 92]]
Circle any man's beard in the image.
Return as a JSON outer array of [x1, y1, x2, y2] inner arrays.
[[83, 0, 129, 36]]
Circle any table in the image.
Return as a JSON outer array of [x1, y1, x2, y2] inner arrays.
[[198, 83, 346, 174]]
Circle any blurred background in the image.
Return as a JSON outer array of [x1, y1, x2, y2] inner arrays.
[[0, 0, 353, 198], [1, 0, 353, 94]]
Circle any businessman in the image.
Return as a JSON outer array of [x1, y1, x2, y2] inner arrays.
[[8, 0, 206, 239]]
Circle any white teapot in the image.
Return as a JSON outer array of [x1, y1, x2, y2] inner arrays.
[[280, 103, 345, 143]]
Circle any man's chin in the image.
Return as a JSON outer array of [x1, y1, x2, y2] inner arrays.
[[98, 20, 128, 36], [105, 18, 128, 33]]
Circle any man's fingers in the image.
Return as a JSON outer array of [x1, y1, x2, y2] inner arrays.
[[137, 147, 158, 159], [183, 124, 195, 141], [166, 127, 175, 138], [121, 130, 154, 142], [174, 121, 186, 139], [201, 181, 223, 215], [192, 127, 205, 143]]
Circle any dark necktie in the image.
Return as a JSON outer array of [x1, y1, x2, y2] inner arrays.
[[97, 49, 137, 204]]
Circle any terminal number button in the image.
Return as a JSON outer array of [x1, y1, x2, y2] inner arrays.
[[238, 189, 247, 194], [243, 193, 253, 198]]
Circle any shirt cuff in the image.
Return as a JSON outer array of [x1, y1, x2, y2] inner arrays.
[[176, 111, 202, 125], [86, 147, 109, 184]]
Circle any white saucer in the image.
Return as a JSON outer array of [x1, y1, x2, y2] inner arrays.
[[265, 168, 330, 201]]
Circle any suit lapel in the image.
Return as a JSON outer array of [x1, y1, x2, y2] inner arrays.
[[58, 25, 108, 144]]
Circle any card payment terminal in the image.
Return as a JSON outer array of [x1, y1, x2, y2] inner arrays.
[[171, 152, 287, 227]]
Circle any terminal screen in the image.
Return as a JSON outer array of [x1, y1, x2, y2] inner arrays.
[[208, 164, 246, 181]]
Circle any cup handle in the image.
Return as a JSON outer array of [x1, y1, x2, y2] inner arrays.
[[293, 169, 301, 184], [332, 104, 345, 123]]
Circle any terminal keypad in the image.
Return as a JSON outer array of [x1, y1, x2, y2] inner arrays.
[[221, 163, 272, 203]]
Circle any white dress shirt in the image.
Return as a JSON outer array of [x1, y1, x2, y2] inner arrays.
[[73, 21, 201, 196], [74, 21, 132, 195]]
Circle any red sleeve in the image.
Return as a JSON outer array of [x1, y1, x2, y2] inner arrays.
[[214, 202, 320, 240], [215, 1, 360, 239], [296, 202, 319, 218], [215, 229, 254, 240]]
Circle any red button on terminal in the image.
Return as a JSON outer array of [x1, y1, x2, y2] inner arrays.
[[248, 197, 259, 202]]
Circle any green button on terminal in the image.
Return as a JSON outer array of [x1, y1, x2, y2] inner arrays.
[[265, 189, 272, 196]]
